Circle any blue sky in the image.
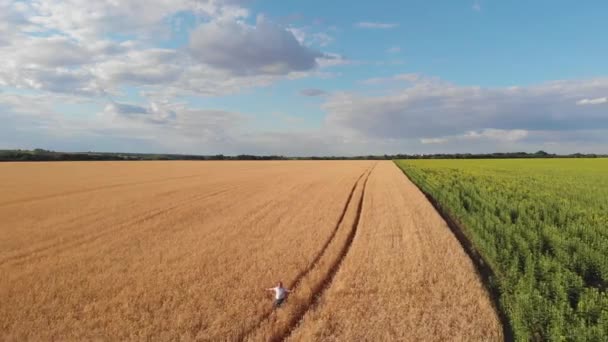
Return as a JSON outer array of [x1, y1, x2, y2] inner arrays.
[[1, 0, 607, 155]]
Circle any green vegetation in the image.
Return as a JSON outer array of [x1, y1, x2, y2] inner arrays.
[[395, 159, 608, 341], [0, 149, 289, 161]]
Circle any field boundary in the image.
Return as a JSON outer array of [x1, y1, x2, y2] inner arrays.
[[393, 161, 514, 342]]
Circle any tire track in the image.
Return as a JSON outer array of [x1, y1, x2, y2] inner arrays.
[[272, 163, 375, 342], [241, 163, 376, 342], [238, 166, 372, 341], [287, 168, 372, 293]]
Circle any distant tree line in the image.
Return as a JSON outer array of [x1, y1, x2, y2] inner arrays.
[[0, 149, 605, 162], [0, 149, 292, 162]]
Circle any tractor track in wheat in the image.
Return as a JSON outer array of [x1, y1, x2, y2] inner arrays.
[[272, 163, 376, 342], [241, 163, 377, 342], [237, 166, 371, 341]]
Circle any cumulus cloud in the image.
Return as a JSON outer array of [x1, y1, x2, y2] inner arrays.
[[287, 27, 333, 47], [299, 88, 328, 96], [3, 87, 608, 155], [22, 0, 249, 40], [0, 1, 29, 45], [102, 99, 245, 138], [15, 36, 92, 67], [577, 97, 607, 105], [3, 0, 607, 155], [355, 22, 399, 29], [104, 102, 177, 125], [1, 91, 248, 152], [0, 0, 335, 97], [100, 98, 246, 147], [0, 34, 123, 95], [93, 49, 184, 86], [0, 67, 105, 96], [189, 15, 323, 75], [325, 75, 608, 143], [0, 39, 283, 97]]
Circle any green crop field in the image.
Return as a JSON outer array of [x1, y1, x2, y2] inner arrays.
[[395, 159, 608, 341]]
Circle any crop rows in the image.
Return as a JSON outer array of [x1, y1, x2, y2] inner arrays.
[[1, 160, 502, 340], [396, 158, 608, 341]]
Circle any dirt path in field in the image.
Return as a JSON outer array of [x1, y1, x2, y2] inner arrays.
[[287, 161, 503, 341]]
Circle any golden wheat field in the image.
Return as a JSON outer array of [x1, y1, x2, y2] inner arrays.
[[0, 161, 501, 341]]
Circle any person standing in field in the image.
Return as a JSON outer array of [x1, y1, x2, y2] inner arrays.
[[266, 281, 292, 308]]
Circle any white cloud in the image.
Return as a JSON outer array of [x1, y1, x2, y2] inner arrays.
[[23, 0, 249, 40], [0, 91, 248, 152], [356, 22, 399, 29], [3, 89, 608, 155], [104, 102, 177, 125], [287, 27, 307, 44], [93, 48, 184, 86], [0, 66, 105, 96], [0, 1, 31, 45], [286, 27, 332, 47], [387, 46, 401, 53], [0, 0, 337, 98], [189, 15, 323, 75], [101, 99, 245, 139], [315, 53, 351, 68], [577, 97, 607, 105], [2, 0, 608, 156], [325, 75, 608, 142]]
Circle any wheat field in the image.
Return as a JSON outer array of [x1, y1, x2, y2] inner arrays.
[[0, 161, 501, 341]]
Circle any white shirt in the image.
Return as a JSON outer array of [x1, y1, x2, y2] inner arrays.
[[272, 286, 287, 300]]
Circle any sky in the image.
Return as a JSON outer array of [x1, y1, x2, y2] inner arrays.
[[1, 0, 607, 156]]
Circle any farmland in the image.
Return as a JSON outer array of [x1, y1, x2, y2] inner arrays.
[[0, 161, 500, 340], [395, 159, 608, 341]]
